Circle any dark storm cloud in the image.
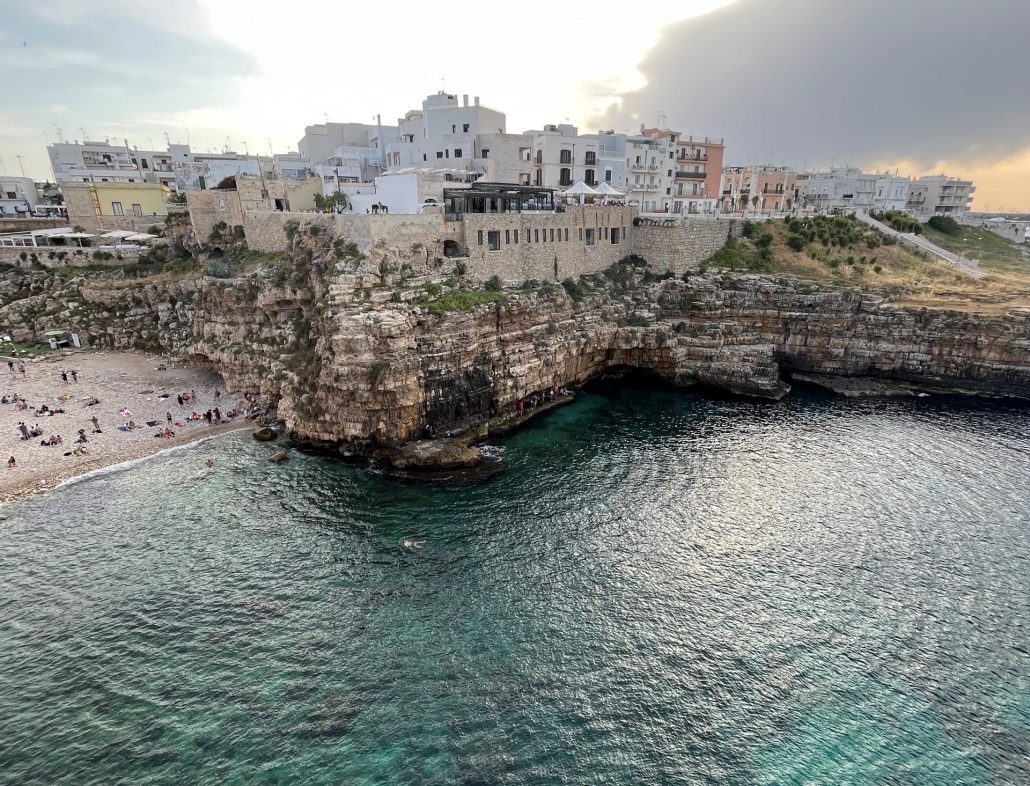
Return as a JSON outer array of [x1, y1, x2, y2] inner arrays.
[[592, 0, 1030, 166], [0, 1, 256, 136]]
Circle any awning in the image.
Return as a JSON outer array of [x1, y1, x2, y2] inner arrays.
[[100, 230, 137, 239], [123, 233, 157, 242]]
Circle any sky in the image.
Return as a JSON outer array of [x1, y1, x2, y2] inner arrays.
[[1, 0, 1027, 210]]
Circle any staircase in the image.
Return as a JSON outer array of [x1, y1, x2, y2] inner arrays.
[[854, 211, 986, 278]]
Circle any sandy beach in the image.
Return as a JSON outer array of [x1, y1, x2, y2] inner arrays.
[[0, 351, 256, 505]]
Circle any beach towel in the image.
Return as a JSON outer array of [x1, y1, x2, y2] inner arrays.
[[117, 426, 128, 432], [145, 420, 160, 427], [157, 394, 170, 399], [119, 409, 132, 417], [175, 421, 185, 428]]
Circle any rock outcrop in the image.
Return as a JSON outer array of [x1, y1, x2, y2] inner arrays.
[[2, 250, 1028, 461]]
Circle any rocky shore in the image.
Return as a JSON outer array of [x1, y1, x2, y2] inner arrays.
[[2, 230, 1028, 477]]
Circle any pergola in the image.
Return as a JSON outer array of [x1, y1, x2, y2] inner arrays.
[[443, 183, 555, 218]]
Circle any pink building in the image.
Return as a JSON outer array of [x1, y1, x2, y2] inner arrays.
[[720, 166, 797, 212], [641, 128, 725, 213]]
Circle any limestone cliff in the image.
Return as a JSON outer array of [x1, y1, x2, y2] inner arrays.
[[2, 248, 1028, 458]]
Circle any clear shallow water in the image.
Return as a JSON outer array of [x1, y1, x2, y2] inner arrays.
[[1, 384, 1028, 785]]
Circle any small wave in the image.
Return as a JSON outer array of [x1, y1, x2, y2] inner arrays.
[[54, 431, 243, 490], [479, 445, 506, 460]]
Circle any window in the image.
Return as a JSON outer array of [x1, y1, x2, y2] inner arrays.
[[141, 159, 149, 169], [605, 170, 612, 183], [482, 149, 489, 158], [423, 154, 427, 161], [454, 149, 462, 158], [5, 191, 14, 199], [585, 169, 595, 186], [488, 231, 500, 251], [578, 227, 583, 241], [505, 229, 510, 244], [131, 203, 143, 217], [559, 149, 572, 165], [611, 228, 621, 244], [534, 229, 539, 242], [585, 228, 595, 246], [564, 228, 569, 241], [477, 230, 484, 245], [463, 123, 469, 133], [550, 228, 555, 242], [437, 151, 444, 159], [451, 125, 456, 133], [604, 227, 609, 239], [513, 229, 519, 244], [585, 151, 596, 166], [559, 168, 571, 187], [111, 201, 124, 216], [667, 170, 672, 177]]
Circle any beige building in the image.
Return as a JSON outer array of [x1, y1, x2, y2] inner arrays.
[[63, 181, 170, 232]]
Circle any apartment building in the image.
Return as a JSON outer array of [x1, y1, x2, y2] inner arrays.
[[0, 176, 41, 215], [720, 166, 796, 212], [907, 175, 974, 216], [642, 129, 724, 214], [800, 167, 878, 212], [63, 181, 170, 232], [48, 140, 146, 185]]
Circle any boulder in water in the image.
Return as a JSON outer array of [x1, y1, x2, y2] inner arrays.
[[268, 449, 289, 464], [253, 427, 277, 442]]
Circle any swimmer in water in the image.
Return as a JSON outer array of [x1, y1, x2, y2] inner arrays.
[[205, 459, 214, 468], [401, 539, 425, 549]]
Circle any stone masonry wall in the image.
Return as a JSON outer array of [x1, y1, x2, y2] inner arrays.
[[631, 218, 742, 275], [459, 206, 636, 284]]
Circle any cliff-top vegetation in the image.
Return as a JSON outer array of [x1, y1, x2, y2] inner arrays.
[[704, 216, 1030, 314]]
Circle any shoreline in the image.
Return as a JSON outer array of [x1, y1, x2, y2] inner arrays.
[[0, 421, 254, 508]]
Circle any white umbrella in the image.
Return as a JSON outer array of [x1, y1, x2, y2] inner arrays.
[[123, 233, 157, 241]]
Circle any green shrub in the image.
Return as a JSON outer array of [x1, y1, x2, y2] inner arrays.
[[205, 260, 231, 278], [418, 290, 505, 314], [927, 215, 961, 236], [561, 277, 588, 302], [368, 361, 389, 388], [425, 282, 442, 297], [485, 275, 503, 291], [786, 233, 806, 251]]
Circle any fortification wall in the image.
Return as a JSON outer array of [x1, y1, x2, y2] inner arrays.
[[458, 206, 636, 283], [242, 211, 454, 257], [631, 218, 741, 275]]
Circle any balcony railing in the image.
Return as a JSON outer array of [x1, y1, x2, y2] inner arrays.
[[677, 154, 708, 162], [676, 171, 706, 180]]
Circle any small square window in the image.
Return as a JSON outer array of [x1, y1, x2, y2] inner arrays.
[[488, 230, 501, 251], [437, 151, 444, 159], [111, 201, 124, 216], [454, 149, 462, 158]]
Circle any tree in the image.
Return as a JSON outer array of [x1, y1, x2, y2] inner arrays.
[[751, 195, 760, 209], [314, 192, 350, 214], [738, 194, 748, 210]]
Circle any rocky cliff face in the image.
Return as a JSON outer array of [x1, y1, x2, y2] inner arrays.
[[2, 249, 1028, 456]]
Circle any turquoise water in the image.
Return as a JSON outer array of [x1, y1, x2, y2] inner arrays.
[[1, 384, 1028, 785]]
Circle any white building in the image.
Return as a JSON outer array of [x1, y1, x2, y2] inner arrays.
[[0, 177, 40, 216], [624, 134, 675, 213], [48, 140, 146, 185], [907, 175, 974, 216], [298, 122, 377, 166], [873, 174, 910, 211], [800, 167, 878, 212]]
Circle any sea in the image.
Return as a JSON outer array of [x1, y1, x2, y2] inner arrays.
[[1, 380, 1028, 785]]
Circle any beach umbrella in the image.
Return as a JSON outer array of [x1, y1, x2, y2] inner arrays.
[[595, 181, 625, 205], [558, 180, 601, 206]]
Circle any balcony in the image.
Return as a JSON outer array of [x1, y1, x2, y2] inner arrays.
[[676, 171, 706, 180], [677, 153, 708, 162]]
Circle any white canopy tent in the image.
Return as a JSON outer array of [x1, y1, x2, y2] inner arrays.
[[100, 230, 138, 239], [558, 180, 601, 205], [594, 182, 625, 204]]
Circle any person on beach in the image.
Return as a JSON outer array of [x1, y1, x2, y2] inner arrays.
[[17, 422, 29, 440], [166, 412, 173, 426], [7, 456, 15, 469], [76, 429, 88, 444], [90, 415, 100, 433], [71, 370, 77, 383], [18, 362, 25, 377], [204, 410, 212, 424], [6, 361, 12, 373], [214, 389, 220, 401], [60, 371, 68, 383], [213, 407, 221, 423]]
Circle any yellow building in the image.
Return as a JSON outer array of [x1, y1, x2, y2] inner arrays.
[[64, 181, 170, 232]]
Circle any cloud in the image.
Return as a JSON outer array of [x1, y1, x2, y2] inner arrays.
[[0, 0, 256, 177], [591, 0, 1030, 170]]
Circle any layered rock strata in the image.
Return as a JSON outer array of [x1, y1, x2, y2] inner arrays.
[[2, 256, 1028, 459]]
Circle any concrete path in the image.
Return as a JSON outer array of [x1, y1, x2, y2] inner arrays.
[[854, 211, 986, 278]]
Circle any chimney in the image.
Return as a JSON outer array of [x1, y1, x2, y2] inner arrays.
[[463, 94, 469, 107], [474, 96, 480, 106]]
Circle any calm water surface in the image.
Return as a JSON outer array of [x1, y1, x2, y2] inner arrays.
[[1, 384, 1028, 785]]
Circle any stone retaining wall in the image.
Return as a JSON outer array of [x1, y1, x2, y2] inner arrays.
[[631, 218, 742, 274]]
